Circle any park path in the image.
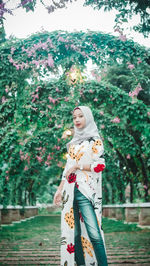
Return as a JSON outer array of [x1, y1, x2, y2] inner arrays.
[[0, 214, 150, 265]]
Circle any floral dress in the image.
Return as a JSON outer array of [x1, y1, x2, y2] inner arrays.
[[61, 137, 106, 266]]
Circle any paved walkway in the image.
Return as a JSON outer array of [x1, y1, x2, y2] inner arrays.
[[0, 215, 150, 265]]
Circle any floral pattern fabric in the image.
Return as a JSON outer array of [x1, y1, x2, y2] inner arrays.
[[61, 137, 106, 266]]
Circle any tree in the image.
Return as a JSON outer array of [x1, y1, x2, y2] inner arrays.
[[84, 0, 150, 37], [0, 0, 150, 37], [0, 30, 149, 207]]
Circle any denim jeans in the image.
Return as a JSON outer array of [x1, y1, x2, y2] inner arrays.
[[73, 186, 108, 266]]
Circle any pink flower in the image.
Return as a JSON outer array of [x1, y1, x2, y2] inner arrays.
[[147, 112, 150, 117], [89, 89, 93, 93], [111, 117, 120, 123], [45, 161, 50, 166], [2, 96, 7, 103], [48, 96, 56, 104], [129, 83, 143, 98], [137, 58, 142, 64], [101, 124, 105, 129], [47, 154, 52, 160], [9, 57, 14, 63], [58, 36, 65, 42], [11, 47, 15, 54], [99, 111, 104, 115], [47, 54, 54, 68], [56, 87, 60, 92], [96, 76, 101, 82], [64, 97, 69, 102], [91, 70, 96, 77], [127, 64, 135, 70], [126, 154, 131, 159], [56, 146, 60, 150], [119, 34, 127, 42], [24, 166, 28, 171], [36, 156, 43, 163], [94, 98, 98, 102], [143, 185, 148, 190]]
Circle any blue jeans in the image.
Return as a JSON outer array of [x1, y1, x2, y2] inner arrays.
[[73, 186, 108, 266]]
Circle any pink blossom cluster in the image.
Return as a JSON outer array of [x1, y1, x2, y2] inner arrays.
[[11, 47, 16, 54], [31, 88, 39, 103], [36, 147, 51, 165], [91, 70, 101, 82], [126, 154, 131, 159], [111, 117, 120, 123], [101, 124, 105, 129], [58, 36, 67, 42], [2, 96, 7, 103], [45, 153, 53, 166], [119, 34, 127, 42], [20, 150, 30, 171], [54, 145, 61, 150], [9, 57, 28, 70], [127, 62, 135, 70], [5, 170, 9, 181], [114, 27, 127, 42], [94, 98, 98, 102], [99, 110, 104, 115], [22, 39, 54, 57], [32, 54, 54, 68], [20, 150, 30, 164], [48, 96, 57, 104], [137, 57, 142, 64], [129, 83, 143, 98], [9, 39, 55, 70], [64, 97, 69, 102]]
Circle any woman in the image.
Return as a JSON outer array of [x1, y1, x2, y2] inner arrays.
[[53, 106, 108, 266]]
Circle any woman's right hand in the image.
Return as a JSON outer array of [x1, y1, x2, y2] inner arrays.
[[53, 189, 62, 206]]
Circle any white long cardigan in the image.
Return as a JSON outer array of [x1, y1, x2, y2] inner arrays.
[[60, 137, 106, 266]]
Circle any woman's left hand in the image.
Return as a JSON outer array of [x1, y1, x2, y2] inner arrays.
[[66, 165, 78, 179]]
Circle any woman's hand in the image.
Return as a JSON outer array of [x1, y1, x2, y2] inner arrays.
[[53, 189, 62, 206], [66, 165, 78, 179]]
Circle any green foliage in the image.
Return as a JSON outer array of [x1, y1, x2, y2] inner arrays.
[[0, 30, 150, 207], [84, 0, 150, 36]]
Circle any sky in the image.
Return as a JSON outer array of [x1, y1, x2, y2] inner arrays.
[[3, 0, 150, 48]]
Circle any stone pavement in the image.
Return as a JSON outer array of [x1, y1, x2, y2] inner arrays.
[[0, 215, 150, 265]]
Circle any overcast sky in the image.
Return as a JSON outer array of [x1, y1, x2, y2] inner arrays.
[[4, 0, 150, 48]]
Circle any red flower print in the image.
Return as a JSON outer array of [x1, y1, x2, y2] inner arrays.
[[75, 182, 79, 188], [67, 173, 76, 183], [67, 243, 75, 254], [94, 164, 105, 173], [79, 212, 84, 222]]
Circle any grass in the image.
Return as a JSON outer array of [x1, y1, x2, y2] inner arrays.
[[0, 215, 145, 243], [102, 217, 141, 233], [0, 215, 150, 265], [0, 215, 61, 242]]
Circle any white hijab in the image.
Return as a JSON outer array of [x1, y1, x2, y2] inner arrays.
[[67, 106, 100, 150]]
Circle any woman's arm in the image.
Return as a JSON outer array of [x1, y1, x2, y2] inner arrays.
[[65, 164, 90, 179], [53, 180, 65, 206]]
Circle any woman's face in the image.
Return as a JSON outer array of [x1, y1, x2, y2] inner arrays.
[[73, 108, 86, 129]]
